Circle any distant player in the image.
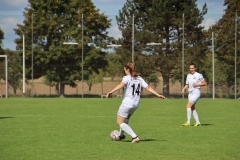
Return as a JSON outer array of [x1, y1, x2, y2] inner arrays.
[[181, 63, 207, 126], [106, 62, 165, 143]]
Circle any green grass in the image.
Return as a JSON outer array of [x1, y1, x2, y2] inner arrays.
[[0, 98, 239, 160]]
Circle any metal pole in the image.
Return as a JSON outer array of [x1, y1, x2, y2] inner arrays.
[[82, 14, 84, 98], [5, 56, 8, 98], [212, 32, 215, 99], [23, 34, 26, 97], [31, 13, 34, 98], [234, 11, 237, 99], [132, 14, 134, 63], [182, 13, 185, 98]]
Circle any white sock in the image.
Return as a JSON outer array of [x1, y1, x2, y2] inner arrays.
[[187, 108, 192, 123], [193, 110, 200, 124], [119, 119, 129, 137], [119, 123, 137, 138]]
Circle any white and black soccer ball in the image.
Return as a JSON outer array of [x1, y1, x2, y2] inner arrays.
[[110, 130, 120, 141]]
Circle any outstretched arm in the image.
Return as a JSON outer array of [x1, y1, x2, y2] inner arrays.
[[181, 84, 188, 94], [145, 86, 165, 99], [106, 82, 125, 98]]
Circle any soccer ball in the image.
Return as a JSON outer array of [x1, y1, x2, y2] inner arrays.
[[110, 130, 120, 141]]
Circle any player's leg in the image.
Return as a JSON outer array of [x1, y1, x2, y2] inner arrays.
[[117, 115, 138, 139], [119, 118, 129, 139], [192, 105, 201, 126], [190, 90, 201, 126], [183, 101, 194, 126], [117, 104, 139, 142], [119, 113, 133, 138]]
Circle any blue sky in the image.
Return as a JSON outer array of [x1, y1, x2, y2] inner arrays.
[[0, 0, 225, 50]]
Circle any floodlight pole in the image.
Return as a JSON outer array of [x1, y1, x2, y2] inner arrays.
[[212, 32, 215, 99], [234, 11, 237, 100], [81, 13, 84, 98], [182, 13, 185, 99], [23, 34, 26, 97], [132, 14, 134, 63], [5, 57, 8, 98], [31, 13, 34, 98]]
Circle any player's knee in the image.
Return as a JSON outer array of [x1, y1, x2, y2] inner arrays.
[[116, 121, 120, 126], [117, 119, 125, 126]]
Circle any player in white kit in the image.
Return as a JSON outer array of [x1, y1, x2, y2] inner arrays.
[[106, 62, 165, 143], [181, 63, 207, 126]]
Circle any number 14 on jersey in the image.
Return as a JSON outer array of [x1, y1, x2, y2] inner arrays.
[[131, 83, 140, 96]]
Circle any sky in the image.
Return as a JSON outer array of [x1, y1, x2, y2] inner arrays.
[[0, 0, 226, 51]]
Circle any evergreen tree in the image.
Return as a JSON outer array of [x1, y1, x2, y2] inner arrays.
[[116, 0, 207, 96], [105, 52, 123, 80], [209, 0, 240, 87], [14, 0, 111, 97]]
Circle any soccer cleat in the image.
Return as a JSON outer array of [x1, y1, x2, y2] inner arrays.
[[119, 135, 126, 140], [194, 123, 201, 127], [131, 136, 140, 143], [182, 122, 190, 126]]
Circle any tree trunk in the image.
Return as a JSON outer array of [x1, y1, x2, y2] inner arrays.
[[101, 82, 103, 95], [88, 83, 92, 94], [162, 73, 170, 97], [59, 82, 65, 98], [55, 83, 59, 95]]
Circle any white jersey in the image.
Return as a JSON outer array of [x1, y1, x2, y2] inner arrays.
[[121, 75, 148, 103], [186, 72, 205, 92]]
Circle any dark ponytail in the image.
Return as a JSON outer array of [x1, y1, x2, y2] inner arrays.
[[124, 62, 139, 77]]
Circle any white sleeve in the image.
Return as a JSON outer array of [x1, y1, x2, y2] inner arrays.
[[121, 76, 128, 84], [140, 77, 148, 88], [186, 74, 189, 85], [199, 74, 204, 82]]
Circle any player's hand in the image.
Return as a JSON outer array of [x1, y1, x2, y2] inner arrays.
[[193, 83, 198, 87], [181, 88, 185, 94], [106, 92, 112, 98], [159, 95, 165, 99]]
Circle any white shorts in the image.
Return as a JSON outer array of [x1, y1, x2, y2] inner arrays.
[[117, 101, 139, 118], [188, 89, 200, 104]]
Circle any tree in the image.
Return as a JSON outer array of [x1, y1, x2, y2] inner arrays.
[[208, 0, 240, 88], [86, 69, 104, 94], [201, 49, 230, 95], [116, 0, 207, 96], [105, 52, 123, 80], [14, 0, 111, 97]]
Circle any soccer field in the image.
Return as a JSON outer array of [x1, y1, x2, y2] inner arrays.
[[0, 98, 239, 160]]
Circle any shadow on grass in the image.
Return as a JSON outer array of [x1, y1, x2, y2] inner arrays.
[[0, 117, 14, 120], [122, 138, 158, 143], [200, 124, 212, 126]]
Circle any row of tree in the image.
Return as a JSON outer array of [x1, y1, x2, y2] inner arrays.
[[115, 0, 239, 97], [0, 0, 239, 97]]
